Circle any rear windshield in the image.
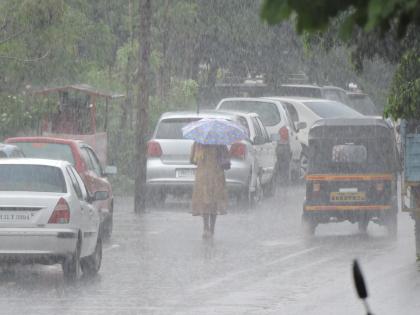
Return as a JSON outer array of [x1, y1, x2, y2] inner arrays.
[[0, 165, 66, 193], [218, 101, 280, 126], [279, 86, 323, 98], [155, 118, 200, 139], [12, 142, 75, 165], [348, 95, 379, 115], [302, 101, 363, 118]]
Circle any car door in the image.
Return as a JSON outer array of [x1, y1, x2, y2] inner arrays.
[[67, 166, 99, 256], [256, 117, 276, 181], [250, 116, 270, 184], [281, 104, 302, 161]]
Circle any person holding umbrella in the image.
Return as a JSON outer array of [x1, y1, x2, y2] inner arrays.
[[183, 118, 247, 239]]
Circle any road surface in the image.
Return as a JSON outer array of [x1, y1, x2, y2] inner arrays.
[[0, 184, 419, 314]]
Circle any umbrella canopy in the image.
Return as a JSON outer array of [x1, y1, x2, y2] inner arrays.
[[182, 118, 248, 145]]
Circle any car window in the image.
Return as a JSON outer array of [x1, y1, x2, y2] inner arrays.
[[66, 166, 83, 200], [80, 147, 95, 171], [282, 102, 299, 122], [323, 89, 342, 102], [86, 148, 103, 176], [0, 165, 66, 193], [218, 101, 281, 126], [69, 166, 88, 200], [237, 117, 250, 137], [302, 101, 363, 118], [155, 118, 201, 139], [251, 117, 263, 138], [256, 118, 270, 142], [13, 142, 75, 165]]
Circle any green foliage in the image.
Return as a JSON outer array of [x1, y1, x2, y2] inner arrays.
[[385, 52, 420, 119], [261, 0, 420, 39]]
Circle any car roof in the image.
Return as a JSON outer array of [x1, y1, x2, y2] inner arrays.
[[160, 110, 241, 120], [218, 97, 281, 103], [6, 136, 83, 145], [311, 117, 390, 128], [0, 158, 70, 167], [262, 96, 329, 103], [280, 84, 321, 89]]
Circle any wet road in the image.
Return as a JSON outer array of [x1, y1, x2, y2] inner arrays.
[[1, 184, 420, 314]]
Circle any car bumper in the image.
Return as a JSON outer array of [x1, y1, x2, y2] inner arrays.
[[0, 227, 78, 263]]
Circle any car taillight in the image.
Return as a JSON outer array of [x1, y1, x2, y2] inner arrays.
[[279, 126, 289, 143], [230, 143, 246, 160], [147, 141, 162, 157], [48, 198, 70, 224]]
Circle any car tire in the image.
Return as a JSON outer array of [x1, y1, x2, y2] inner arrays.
[[81, 236, 102, 277], [102, 205, 113, 241], [263, 175, 276, 198], [62, 237, 81, 281], [302, 213, 316, 236]]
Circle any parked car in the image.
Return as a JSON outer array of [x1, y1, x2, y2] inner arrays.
[[346, 91, 380, 116], [0, 143, 25, 158], [0, 158, 104, 280], [278, 84, 351, 106], [147, 110, 277, 208], [215, 97, 305, 181], [5, 137, 116, 239]]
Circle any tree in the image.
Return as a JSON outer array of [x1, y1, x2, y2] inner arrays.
[[134, 0, 151, 213]]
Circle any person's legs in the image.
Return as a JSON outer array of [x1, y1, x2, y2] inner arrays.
[[210, 214, 217, 235], [203, 214, 210, 238]]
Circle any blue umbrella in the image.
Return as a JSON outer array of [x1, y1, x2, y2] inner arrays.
[[182, 118, 248, 145]]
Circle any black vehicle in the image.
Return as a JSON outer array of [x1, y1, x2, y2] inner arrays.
[[302, 118, 400, 236]]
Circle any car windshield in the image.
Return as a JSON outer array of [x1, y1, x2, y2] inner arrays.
[[155, 118, 201, 139], [348, 95, 379, 115], [218, 100, 280, 126], [0, 165, 66, 193], [11, 142, 75, 165], [302, 101, 363, 118]]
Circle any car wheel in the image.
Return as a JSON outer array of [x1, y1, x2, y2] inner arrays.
[[302, 213, 316, 236], [299, 154, 308, 180], [102, 207, 113, 241], [81, 236, 102, 276], [249, 176, 263, 208], [263, 175, 276, 198], [62, 237, 81, 281]]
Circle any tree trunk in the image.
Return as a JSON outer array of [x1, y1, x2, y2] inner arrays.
[[134, 0, 152, 213]]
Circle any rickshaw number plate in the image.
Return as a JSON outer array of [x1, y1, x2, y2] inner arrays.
[[330, 192, 366, 202]]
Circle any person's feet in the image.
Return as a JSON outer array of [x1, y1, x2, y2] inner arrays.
[[202, 230, 212, 240]]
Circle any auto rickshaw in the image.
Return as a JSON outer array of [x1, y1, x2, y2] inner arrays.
[[302, 118, 401, 236]]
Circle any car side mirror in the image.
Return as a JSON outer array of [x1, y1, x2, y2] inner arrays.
[[270, 133, 280, 142], [104, 165, 117, 176], [253, 135, 265, 145], [92, 191, 109, 202], [295, 121, 307, 131]]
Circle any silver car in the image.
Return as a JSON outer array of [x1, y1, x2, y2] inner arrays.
[[146, 110, 277, 208]]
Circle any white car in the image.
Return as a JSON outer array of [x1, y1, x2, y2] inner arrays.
[[0, 158, 105, 280], [262, 97, 363, 148], [147, 110, 277, 208], [216, 97, 306, 181]]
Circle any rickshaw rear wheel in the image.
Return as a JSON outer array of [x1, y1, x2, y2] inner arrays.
[[385, 212, 398, 239], [358, 219, 369, 233], [302, 213, 317, 236]]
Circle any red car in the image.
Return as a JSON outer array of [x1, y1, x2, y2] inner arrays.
[[5, 137, 116, 239]]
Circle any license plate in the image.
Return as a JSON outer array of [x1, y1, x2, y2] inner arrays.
[[176, 169, 195, 178], [330, 192, 366, 202], [0, 212, 33, 223]]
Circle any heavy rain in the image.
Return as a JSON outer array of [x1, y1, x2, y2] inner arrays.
[[0, 1, 419, 314]]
